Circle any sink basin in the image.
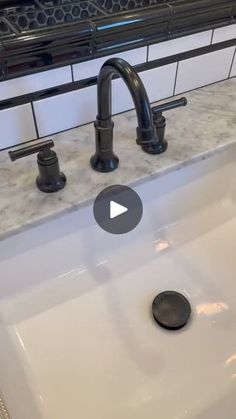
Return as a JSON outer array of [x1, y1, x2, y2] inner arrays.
[[0, 145, 236, 419]]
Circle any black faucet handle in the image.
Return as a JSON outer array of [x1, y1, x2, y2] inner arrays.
[[152, 97, 187, 116], [149, 97, 187, 156], [9, 139, 54, 161], [9, 140, 66, 193]]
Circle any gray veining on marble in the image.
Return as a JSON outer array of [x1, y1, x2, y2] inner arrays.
[[0, 78, 236, 241]]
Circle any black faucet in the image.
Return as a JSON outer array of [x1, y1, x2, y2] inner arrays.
[[90, 57, 166, 173], [9, 140, 66, 193]]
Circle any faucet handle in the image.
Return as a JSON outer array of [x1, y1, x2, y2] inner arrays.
[[151, 97, 187, 154], [152, 97, 187, 116], [9, 140, 66, 193], [9, 139, 54, 161]]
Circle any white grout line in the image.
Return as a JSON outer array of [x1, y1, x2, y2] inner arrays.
[[146, 45, 149, 63], [228, 46, 236, 78], [71, 65, 74, 82], [173, 61, 179, 96], [210, 29, 214, 45]]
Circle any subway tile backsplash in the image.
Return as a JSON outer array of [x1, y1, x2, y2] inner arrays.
[[34, 62, 178, 138], [0, 67, 72, 101], [140, 63, 177, 102], [33, 85, 97, 138], [111, 78, 135, 115], [0, 25, 236, 150], [72, 47, 147, 81], [0, 104, 36, 149], [175, 47, 235, 95], [212, 23, 236, 44], [148, 31, 212, 61]]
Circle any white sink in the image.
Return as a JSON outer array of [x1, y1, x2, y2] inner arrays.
[[0, 145, 236, 419]]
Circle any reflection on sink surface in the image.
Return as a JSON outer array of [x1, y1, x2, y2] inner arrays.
[[0, 145, 236, 418]]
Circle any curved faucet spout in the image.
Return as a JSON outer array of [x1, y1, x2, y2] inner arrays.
[[97, 58, 153, 132], [90, 57, 166, 173]]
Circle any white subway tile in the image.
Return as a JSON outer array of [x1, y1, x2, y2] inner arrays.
[[112, 78, 134, 114], [33, 85, 97, 138], [0, 67, 72, 101], [34, 62, 177, 136], [112, 63, 177, 115], [140, 63, 177, 103], [212, 24, 236, 44], [175, 47, 235, 94], [72, 47, 147, 81], [34, 80, 135, 137], [0, 104, 36, 150], [230, 50, 236, 77], [148, 31, 212, 61]]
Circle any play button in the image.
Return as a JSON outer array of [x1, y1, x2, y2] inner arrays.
[[93, 185, 143, 234], [110, 201, 128, 219]]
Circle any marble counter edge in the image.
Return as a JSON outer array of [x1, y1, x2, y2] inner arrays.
[[1, 139, 235, 242]]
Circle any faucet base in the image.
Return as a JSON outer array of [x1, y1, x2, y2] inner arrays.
[[90, 154, 119, 172], [91, 117, 119, 172], [36, 172, 66, 193], [141, 140, 168, 155]]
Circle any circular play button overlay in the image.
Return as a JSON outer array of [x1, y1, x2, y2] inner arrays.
[[93, 185, 143, 234]]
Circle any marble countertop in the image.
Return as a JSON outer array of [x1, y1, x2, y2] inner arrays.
[[0, 78, 236, 241]]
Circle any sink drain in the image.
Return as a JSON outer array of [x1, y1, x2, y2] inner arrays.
[[152, 291, 191, 330]]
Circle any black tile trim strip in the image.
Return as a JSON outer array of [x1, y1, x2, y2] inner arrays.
[[0, 0, 235, 80], [0, 36, 235, 111]]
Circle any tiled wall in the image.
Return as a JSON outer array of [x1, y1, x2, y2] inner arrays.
[[175, 47, 235, 94], [1, 23, 236, 150]]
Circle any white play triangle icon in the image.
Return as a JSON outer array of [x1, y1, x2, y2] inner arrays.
[[110, 200, 128, 219]]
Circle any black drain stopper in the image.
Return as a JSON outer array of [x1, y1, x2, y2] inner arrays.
[[152, 291, 191, 330]]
